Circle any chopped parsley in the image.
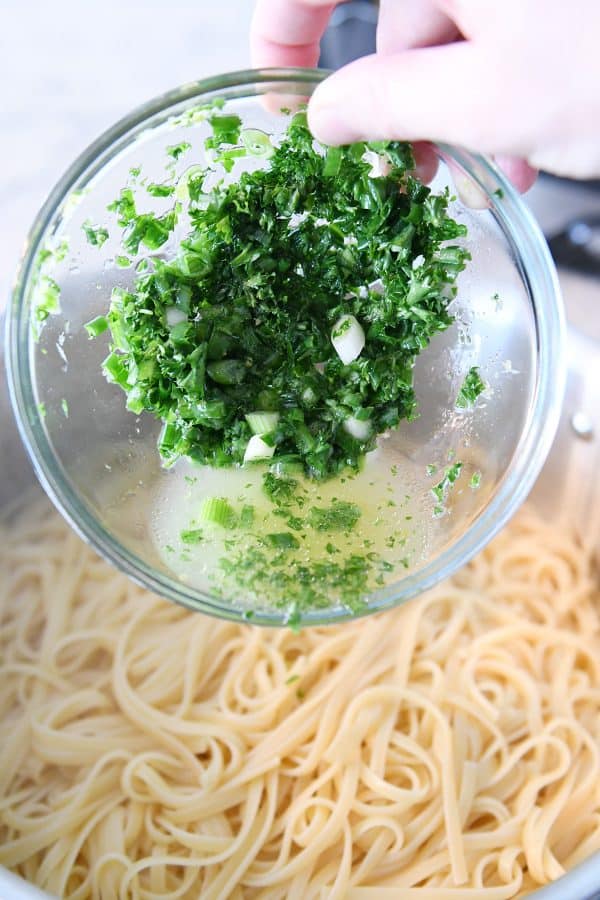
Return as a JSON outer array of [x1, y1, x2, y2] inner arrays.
[[107, 188, 179, 255], [431, 461, 463, 515], [146, 182, 176, 198], [469, 470, 482, 490], [97, 108, 469, 479], [166, 142, 191, 160], [240, 504, 255, 527], [180, 528, 204, 544], [307, 500, 361, 532], [456, 367, 486, 409], [263, 472, 301, 506], [265, 532, 300, 550], [219, 543, 390, 615], [82, 221, 109, 247], [84, 315, 109, 338]]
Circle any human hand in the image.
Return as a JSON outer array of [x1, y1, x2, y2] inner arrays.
[[251, 0, 600, 190]]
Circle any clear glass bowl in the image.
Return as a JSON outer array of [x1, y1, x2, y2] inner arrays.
[[6, 68, 565, 626]]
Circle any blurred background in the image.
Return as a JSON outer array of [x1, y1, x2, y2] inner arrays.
[[0, 0, 253, 309]]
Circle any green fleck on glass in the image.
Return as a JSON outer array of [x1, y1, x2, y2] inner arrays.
[[307, 501, 361, 532], [456, 367, 486, 409], [166, 142, 192, 160], [82, 221, 109, 247]]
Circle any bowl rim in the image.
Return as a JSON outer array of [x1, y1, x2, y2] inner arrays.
[[5, 67, 566, 626]]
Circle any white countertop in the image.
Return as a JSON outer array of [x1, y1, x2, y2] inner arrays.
[[1, 0, 253, 311]]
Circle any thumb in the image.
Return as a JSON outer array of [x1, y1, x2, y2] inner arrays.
[[308, 44, 500, 152]]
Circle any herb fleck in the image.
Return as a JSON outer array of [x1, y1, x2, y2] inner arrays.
[[456, 367, 486, 409]]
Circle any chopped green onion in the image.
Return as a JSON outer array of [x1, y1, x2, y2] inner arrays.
[[343, 416, 372, 442], [323, 146, 343, 178], [166, 307, 187, 327], [240, 128, 274, 158], [331, 314, 365, 365], [175, 164, 205, 202], [199, 497, 236, 528], [245, 411, 280, 435], [102, 352, 129, 387], [84, 315, 109, 338], [244, 435, 276, 463]]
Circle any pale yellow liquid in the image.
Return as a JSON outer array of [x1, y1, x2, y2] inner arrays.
[[151, 444, 440, 616]]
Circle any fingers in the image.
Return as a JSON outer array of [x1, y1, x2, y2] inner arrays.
[[377, 0, 460, 54], [251, 0, 339, 68], [492, 155, 538, 193], [308, 44, 502, 149], [412, 142, 440, 184]]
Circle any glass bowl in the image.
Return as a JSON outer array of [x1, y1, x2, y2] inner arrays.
[[6, 68, 565, 626]]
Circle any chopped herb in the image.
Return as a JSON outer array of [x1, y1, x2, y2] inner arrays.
[[180, 528, 204, 544], [469, 470, 482, 490], [285, 674, 300, 685], [240, 128, 274, 158], [307, 500, 361, 532], [166, 142, 191, 160], [61, 398, 69, 418], [287, 607, 302, 631], [100, 108, 470, 478], [206, 114, 242, 148], [219, 539, 394, 618], [146, 182, 176, 198], [263, 472, 299, 506], [494, 188, 504, 199], [115, 255, 131, 268], [431, 461, 463, 508], [38, 401, 46, 418], [107, 188, 179, 254], [84, 315, 109, 338], [265, 532, 300, 550], [240, 505, 255, 527], [54, 239, 69, 262], [456, 366, 486, 409], [32, 276, 61, 337], [82, 221, 109, 247]]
